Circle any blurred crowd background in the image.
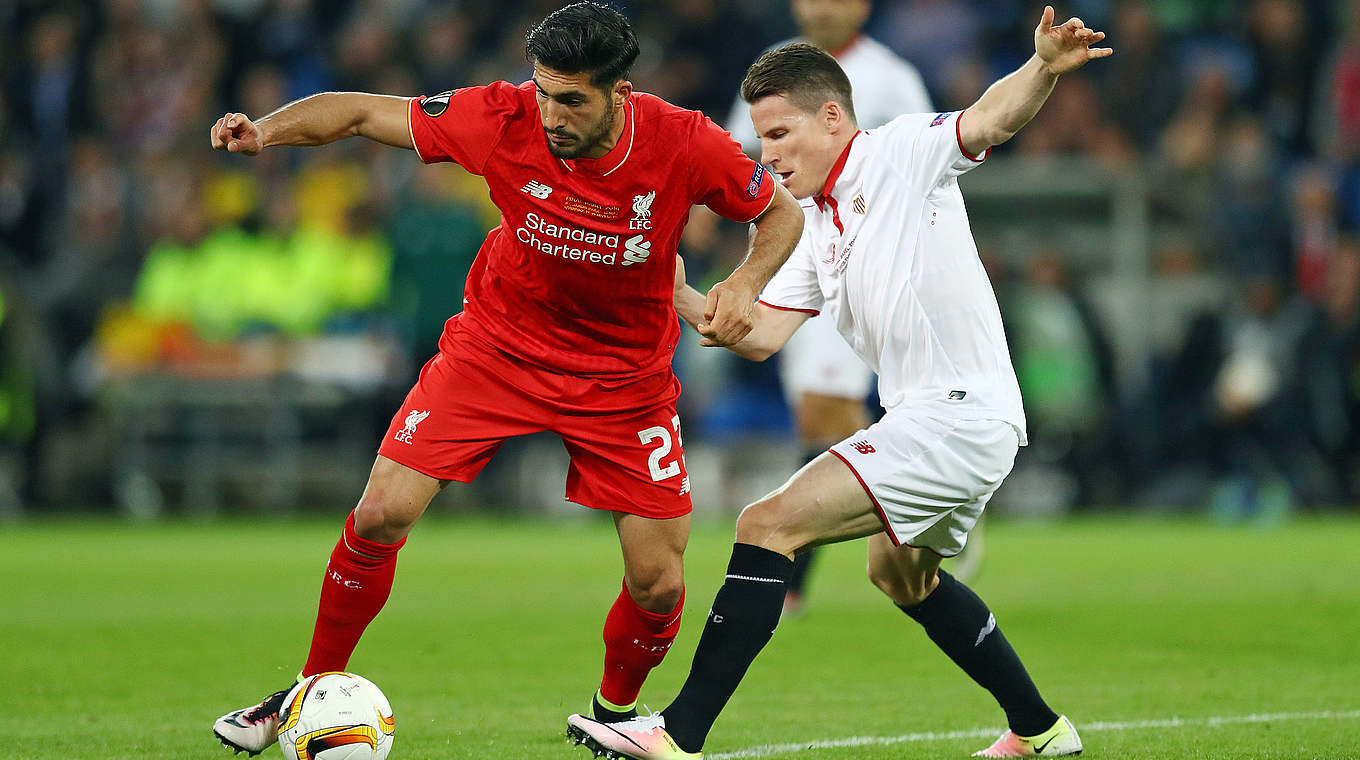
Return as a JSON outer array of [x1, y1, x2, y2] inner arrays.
[[2, 0, 1358, 519]]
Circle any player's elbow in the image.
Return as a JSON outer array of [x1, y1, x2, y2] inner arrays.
[[987, 124, 1018, 147], [743, 343, 777, 362]]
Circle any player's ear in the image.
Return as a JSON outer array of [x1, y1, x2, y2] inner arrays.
[[823, 101, 843, 133], [611, 79, 633, 108]]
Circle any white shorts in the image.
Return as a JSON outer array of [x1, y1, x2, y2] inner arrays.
[[778, 313, 875, 401], [829, 413, 1019, 557]]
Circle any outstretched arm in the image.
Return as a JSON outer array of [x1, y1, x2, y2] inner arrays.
[[958, 5, 1112, 157], [675, 256, 809, 361], [210, 92, 415, 156]]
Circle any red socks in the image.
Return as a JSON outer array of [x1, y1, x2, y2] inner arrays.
[[302, 512, 405, 676], [599, 580, 684, 708]]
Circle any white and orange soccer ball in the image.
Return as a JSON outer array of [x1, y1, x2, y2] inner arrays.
[[276, 672, 395, 760]]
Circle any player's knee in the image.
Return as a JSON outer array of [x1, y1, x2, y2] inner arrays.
[[627, 570, 684, 613], [352, 493, 418, 543], [734, 496, 803, 555]]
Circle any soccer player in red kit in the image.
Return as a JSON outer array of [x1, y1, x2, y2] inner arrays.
[[207, 3, 803, 754]]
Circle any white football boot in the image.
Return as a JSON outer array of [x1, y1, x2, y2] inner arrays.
[[567, 712, 701, 760], [212, 686, 293, 756]]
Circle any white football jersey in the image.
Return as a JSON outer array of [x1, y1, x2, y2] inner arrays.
[[759, 110, 1028, 443], [727, 35, 932, 152]]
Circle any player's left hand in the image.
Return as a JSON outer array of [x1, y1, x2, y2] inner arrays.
[[699, 274, 757, 346], [1034, 5, 1112, 75]]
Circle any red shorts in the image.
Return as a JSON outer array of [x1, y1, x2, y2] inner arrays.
[[377, 327, 691, 519]]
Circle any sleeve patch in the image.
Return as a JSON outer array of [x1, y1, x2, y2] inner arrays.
[[747, 164, 765, 198], [930, 112, 950, 127], [420, 91, 453, 118]]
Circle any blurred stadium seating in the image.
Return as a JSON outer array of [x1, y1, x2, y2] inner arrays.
[[2, 0, 1357, 516]]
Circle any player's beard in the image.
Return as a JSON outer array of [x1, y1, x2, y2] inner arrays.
[[544, 106, 616, 159]]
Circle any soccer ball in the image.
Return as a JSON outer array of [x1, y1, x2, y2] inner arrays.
[[276, 672, 395, 760]]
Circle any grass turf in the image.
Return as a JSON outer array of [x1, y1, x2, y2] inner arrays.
[[3, 513, 1358, 759]]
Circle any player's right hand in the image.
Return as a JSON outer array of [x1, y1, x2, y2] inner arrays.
[[700, 274, 757, 347], [210, 112, 263, 155]]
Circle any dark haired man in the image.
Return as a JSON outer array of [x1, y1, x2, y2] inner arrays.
[[568, 7, 1109, 759], [207, 3, 802, 755]]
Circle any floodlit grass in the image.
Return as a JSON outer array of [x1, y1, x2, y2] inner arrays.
[[4, 512, 1358, 759]]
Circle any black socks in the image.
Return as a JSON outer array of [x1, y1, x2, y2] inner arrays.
[[899, 570, 1059, 737], [662, 543, 793, 752]]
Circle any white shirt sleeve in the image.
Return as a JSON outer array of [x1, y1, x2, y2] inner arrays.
[[758, 230, 823, 314], [876, 110, 989, 192]]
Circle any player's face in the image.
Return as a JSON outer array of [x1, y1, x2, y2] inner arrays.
[[532, 63, 627, 159], [750, 94, 844, 200], [792, 0, 871, 52]]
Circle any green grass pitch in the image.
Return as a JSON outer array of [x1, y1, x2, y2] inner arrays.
[[4, 513, 1358, 759]]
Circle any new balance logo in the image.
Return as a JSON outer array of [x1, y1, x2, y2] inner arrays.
[[521, 180, 553, 199], [948, 389, 967, 400], [622, 234, 651, 266], [850, 440, 875, 455]]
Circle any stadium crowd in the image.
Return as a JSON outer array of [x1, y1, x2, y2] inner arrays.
[[2, 0, 1358, 513]]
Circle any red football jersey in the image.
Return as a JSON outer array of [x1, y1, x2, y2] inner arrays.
[[407, 81, 776, 378]]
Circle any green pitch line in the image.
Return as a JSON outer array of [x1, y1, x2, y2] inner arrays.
[[3, 513, 1358, 759]]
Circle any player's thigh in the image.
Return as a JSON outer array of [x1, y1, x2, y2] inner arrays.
[[614, 511, 689, 611], [735, 452, 886, 557], [352, 455, 447, 542], [377, 345, 553, 483], [831, 414, 1017, 557], [866, 532, 943, 607], [557, 394, 692, 521]]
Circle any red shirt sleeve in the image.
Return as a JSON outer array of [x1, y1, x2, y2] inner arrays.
[[408, 81, 527, 174], [687, 114, 777, 223]]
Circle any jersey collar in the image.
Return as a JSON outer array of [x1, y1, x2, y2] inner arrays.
[[560, 99, 635, 177], [814, 130, 863, 209], [813, 130, 862, 235]]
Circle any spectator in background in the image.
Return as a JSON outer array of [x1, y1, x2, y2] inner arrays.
[[1291, 164, 1341, 302], [1160, 50, 1247, 174], [873, 0, 980, 95], [1318, 0, 1360, 230], [1209, 275, 1326, 519], [1297, 237, 1360, 501], [385, 166, 484, 361], [28, 137, 137, 363], [1100, 0, 1180, 151], [1245, 0, 1322, 156], [1007, 248, 1115, 506], [1210, 114, 1290, 279], [10, 9, 92, 164]]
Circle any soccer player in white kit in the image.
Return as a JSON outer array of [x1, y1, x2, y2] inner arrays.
[[726, 0, 936, 615], [567, 7, 1111, 759]]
